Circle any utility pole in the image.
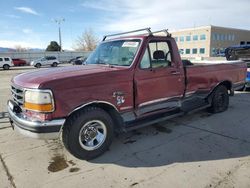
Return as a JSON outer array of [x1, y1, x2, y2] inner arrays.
[[53, 18, 65, 51]]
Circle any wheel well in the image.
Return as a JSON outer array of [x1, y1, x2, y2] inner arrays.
[[219, 81, 232, 91], [207, 80, 232, 102], [66, 103, 124, 133]]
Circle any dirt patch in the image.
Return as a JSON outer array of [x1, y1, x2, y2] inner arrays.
[[123, 139, 137, 144], [69, 167, 80, 173], [48, 155, 69, 173], [154, 125, 172, 133]]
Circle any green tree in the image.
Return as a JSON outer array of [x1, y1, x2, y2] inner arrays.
[[46, 41, 61, 51]]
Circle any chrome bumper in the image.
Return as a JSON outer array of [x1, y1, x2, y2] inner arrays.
[[7, 100, 65, 140]]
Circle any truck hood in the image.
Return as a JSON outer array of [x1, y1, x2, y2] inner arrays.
[[13, 65, 127, 88]]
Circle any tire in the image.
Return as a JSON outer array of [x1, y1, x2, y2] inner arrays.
[[35, 63, 41, 68], [62, 107, 114, 160], [3, 64, 10, 70], [52, 62, 58, 67], [208, 85, 229, 113]]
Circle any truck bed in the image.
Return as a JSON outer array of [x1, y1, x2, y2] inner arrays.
[[184, 61, 246, 96]]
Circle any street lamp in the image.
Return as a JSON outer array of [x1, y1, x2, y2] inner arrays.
[[53, 18, 65, 51]]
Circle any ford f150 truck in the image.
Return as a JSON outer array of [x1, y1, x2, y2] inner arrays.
[[8, 28, 247, 160]]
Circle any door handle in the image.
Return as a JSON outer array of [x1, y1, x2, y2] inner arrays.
[[171, 71, 181, 75]]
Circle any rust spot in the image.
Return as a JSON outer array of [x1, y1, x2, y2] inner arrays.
[[48, 155, 69, 172]]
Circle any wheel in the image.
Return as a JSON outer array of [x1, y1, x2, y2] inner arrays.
[[35, 63, 41, 68], [3, 64, 10, 70], [62, 107, 114, 160], [208, 85, 229, 113], [52, 62, 58, 67]]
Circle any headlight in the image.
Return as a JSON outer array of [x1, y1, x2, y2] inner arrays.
[[24, 90, 54, 112]]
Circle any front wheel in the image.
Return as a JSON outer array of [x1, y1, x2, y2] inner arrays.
[[62, 107, 114, 160], [208, 85, 229, 113], [3, 64, 10, 70]]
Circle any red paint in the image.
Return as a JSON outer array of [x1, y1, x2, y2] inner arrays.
[[12, 59, 27, 66], [12, 35, 247, 121]]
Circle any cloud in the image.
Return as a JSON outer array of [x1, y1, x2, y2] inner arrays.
[[81, 0, 250, 32], [22, 28, 33, 34], [14, 7, 39, 15], [5, 14, 21, 19], [0, 40, 42, 48]]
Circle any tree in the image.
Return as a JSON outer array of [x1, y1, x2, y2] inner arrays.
[[74, 28, 98, 51], [46, 41, 61, 51], [14, 45, 29, 52]]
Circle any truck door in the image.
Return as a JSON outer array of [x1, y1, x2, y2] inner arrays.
[[134, 40, 185, 116]]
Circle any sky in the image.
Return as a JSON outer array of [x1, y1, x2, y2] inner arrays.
[[0, 0, 249, 50]]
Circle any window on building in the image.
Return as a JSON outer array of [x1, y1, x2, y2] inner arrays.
[[212, 33, 217, 41], [179, 49, 184, 55], [200, 34, 206, 40], [220, 34, 224, 41], [199, 48, 205, 54], [186, 36, 191, 41], [232, 34, 235, 41], [240, 41, 245, 45], [212, 48, 216, 56], [180, 36, 184, 42], [185, 49, 190, 54], [193, 35, 198, 41], [192, 48, 197, 54], [216, 34, 220, 41], [174, 37, 178, 42]]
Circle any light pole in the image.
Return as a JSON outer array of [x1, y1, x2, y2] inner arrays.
[[53, 18, 65, 51]]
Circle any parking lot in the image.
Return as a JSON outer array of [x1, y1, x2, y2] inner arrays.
[[1, 66, 250, 188]]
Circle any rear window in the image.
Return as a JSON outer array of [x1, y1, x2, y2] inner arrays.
[[4, 58, 10, 61]]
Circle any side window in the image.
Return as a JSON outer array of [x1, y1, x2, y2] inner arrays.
[[4, 58, 10, 61], [0, 58, 3, 61], [149, 41, 172, 68], [140, 48, 151, 69]]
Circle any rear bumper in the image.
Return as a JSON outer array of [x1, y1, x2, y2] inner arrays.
[[245, 78, 250, 88], [233, 81, 246, 91], [7, 100, 65, 140]]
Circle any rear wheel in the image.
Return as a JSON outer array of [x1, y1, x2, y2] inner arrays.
[[35, 63, 41, 68], [52, 62, 58, 67], [208, 85, 229, 113], [62, 107, 114, 160], [3, 64, 10, 70]]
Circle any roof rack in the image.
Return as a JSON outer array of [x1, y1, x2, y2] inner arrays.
[[151, 29, 171, 37], [103, 27, 152, 41], [102, 27, 171, 41]]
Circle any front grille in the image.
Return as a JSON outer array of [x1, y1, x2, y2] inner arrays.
[[11, 85, 24, 106]]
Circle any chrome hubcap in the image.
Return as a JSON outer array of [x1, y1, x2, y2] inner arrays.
[[79, 120, 107, 151]]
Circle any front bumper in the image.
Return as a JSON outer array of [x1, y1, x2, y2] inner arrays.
[[7, 100, 65, 140]]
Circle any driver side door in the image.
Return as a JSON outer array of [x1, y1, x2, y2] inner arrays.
[[134, 40, 185, 116]]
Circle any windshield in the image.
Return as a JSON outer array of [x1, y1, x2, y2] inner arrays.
[[86, 39, 140, 66]]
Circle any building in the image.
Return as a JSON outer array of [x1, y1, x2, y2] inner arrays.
[[171, 25, 250, 58]]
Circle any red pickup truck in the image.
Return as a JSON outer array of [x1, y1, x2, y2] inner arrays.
[[8, 28, 246, 160]]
